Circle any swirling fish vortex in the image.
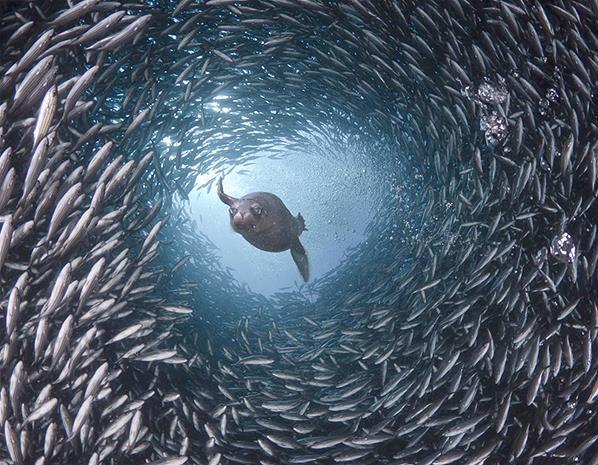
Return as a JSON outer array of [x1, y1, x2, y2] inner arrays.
[[0, 1, 597, 465]]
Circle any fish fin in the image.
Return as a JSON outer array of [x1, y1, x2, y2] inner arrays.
[[290, 238, 309, 282], [296, 213, 307, 235]]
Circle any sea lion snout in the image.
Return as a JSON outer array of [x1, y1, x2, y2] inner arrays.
[[228, 200, 262, 232], [232, 211, 255, 231]]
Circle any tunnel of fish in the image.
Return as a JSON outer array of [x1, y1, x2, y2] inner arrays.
[[0, 0, 597, 464]]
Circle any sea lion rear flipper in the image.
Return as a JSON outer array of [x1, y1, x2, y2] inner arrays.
[[290, 238, 309, 282]]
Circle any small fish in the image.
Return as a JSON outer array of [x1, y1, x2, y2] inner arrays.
[[24, 398, 58, 424], [32, 85, 57, 148], [238, 355, 275, 365]]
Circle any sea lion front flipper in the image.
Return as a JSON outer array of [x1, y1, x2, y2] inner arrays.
[[217, 176, 237, 206], [290, 238, 309, 282], [295, 213, 307, 235]]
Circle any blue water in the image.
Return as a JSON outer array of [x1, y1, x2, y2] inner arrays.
[[187, 146, 381, 295]]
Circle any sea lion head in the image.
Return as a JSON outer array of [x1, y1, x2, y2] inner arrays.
[[217, 177, 267, 234], [227, 198, 266, 233]]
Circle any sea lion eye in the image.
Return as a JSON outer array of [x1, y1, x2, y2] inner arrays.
[[229, 207, 237, 215], [251, 205, 262, 216]]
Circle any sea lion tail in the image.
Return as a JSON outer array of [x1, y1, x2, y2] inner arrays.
[[296, 213, 307, 234]]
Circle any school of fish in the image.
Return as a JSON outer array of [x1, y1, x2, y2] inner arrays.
[[0, 0, 597, 464]]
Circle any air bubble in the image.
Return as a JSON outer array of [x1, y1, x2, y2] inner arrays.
[[477, 82, 508, 105], [550, 232, 576, 263]]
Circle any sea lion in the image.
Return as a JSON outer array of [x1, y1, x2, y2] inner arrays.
[[217, 177, 309, 282]]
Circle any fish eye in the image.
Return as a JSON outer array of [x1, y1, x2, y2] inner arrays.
[[251, 205, 262, 216], [229, 207, 237, 215]]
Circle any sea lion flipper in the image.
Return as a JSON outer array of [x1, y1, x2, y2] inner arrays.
[[217, 176, 237, 206], [290, 238, 309, 282], [295, 213, 307, 235]]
